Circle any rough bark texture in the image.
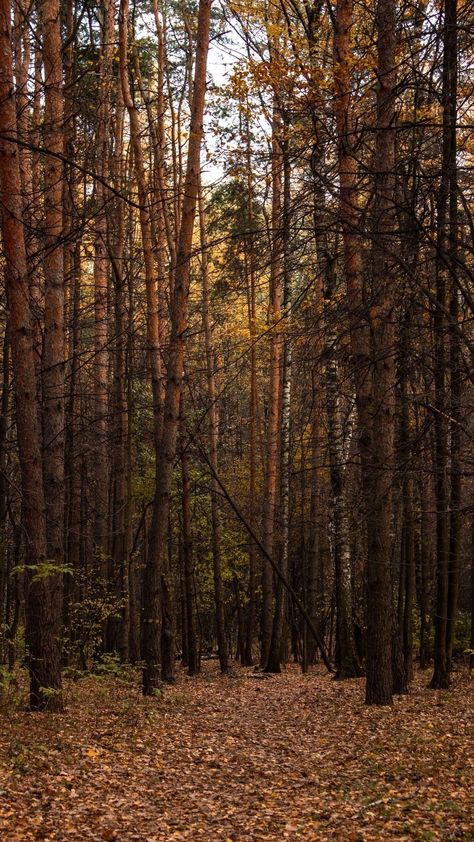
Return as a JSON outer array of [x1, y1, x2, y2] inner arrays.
[[333, 0, 377, 688], [37, 0, 65, 695], [199, 183, 228, 674], [363, 0, 398, 706], [265, 137, 291, 674], [141, 0, 212, 695], [93, 0, 114, 586], [0, 0, 62, 709], [431, 0, 458, 691], [261, 102, 283, 667], [179, 409, 199, 676]]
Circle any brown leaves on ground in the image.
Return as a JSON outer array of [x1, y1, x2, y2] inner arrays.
[[0, 664, 472, 841]]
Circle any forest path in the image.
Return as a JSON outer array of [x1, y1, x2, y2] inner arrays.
[[0, 664, 472, 841]]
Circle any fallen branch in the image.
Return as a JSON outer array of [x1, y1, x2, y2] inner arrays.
[[198, 444, 334, 674]]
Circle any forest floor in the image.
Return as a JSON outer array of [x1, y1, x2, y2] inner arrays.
[[0, 663, 472, 842]]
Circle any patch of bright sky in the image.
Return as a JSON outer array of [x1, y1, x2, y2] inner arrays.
[[202, 39, 239, 187], [203, 30, 272, 195]]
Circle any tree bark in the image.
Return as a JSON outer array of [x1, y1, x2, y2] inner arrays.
[[265, 135, 291, 674], [199, 181, 228, 673], [37, 0, 66, 702], [93, 0, 114, 587], [141, 0, 212, 694], [431, 0, 458, 690], [179, 401, 199, 675], [0, 0, 62, 708], [261, 101, 283, 667], [363, 0, 398, 706]]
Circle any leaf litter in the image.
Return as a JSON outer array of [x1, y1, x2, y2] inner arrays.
[[0, 664, 472, 841]]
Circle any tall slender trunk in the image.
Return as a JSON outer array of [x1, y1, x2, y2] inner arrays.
[[151, 0, 176, 268], [261, 101, 283, 666], [398, 311, 414, 687], [119, 0, 170, 678], [93, 0, 114, 585], [431, 0, 458, 690], [0, 323, 9, 659], [0, 0, 62, 708], [38, 0, 65, 693], [62, 0, 79, 649], [333, 0, 380, 693], [110, 94, 130, 660], [65, 244, 82, 644], [324, 285, 361, 679], [244, 116, 257, 666], [419, 455, 434, 669], [265, 136, 291, 674], [470, 511, 474, 671], [363, 0, 398, 705], [126, 232, 140, 663], [179, 402, 199, 675], [141, 0, 212, 694], [445, 7, 460, 673], [306, 364, 323, 664], [199, 180, 228, 673]]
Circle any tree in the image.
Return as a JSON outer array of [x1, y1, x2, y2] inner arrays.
[[142, 0, 212, 694], [0, 0, 63, 709]]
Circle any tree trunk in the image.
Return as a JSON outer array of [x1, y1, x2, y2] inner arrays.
[[179, 402, 199, 675], [261, 100, 283, 667], [37, 0, 66, 703], [244, 113, 257, 667], [199, 182, 228, 673], [333, 0, 386, 697], [93, 0, 114, 588], [141, 0, 212, 694], [0, 0, 62, 708], [265, 136, 291, 674], [431, 0, 458, 690]]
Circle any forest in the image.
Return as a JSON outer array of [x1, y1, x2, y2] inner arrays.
[[0, 0, 473, 837]]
